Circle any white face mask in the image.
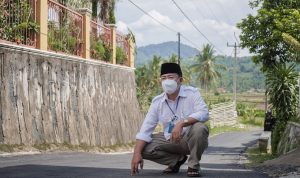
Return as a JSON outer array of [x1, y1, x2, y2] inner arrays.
[[162, 79, 178, 94]]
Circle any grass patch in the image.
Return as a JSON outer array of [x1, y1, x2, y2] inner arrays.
[[245, 147, 277, 168], [239, 116, 264, 127], [209, 125, 248, 136], [0, 144, 20, 152], [33, 143, 52, 151]]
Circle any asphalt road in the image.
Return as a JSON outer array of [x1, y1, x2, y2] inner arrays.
[[0, 131, 270, 178]]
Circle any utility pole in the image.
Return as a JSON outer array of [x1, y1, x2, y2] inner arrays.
[[227, 42, 240, 107], [178, 32, 181, 65]]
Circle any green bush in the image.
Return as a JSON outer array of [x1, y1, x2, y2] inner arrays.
[[237, 102, 264, 126], [271, 120, 286, 154], [90, 38, 106, 61], [48, 20, 81, 55], [266, 63, 299, 154], [0, 1, 39, 45], [104, 47, 112, 62], [116, 47, 126, 64]]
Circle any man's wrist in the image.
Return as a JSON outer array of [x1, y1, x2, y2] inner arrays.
[[133, 151, 142, 155], [178, 119, 187, 127], [182, 119, 189, 127]]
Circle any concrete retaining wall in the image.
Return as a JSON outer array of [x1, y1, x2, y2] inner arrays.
[[277, 122, 300, 154], [0, 44, 143, 147]]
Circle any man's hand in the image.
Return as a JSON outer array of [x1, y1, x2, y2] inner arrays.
[[131, 152, 144, 175], [171, 121, 184, 143]]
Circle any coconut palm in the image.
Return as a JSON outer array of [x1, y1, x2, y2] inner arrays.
[[91, 0, 116, 24], [190, 44, 225, 94], [165, 54, 192, 85], [135, 56, 163, 111]]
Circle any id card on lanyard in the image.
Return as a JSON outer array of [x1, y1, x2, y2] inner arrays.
[[166, 97, 180, 133]]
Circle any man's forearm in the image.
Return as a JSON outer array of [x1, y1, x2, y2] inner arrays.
[[133, 139, 147, 154], [180, 118, 199, 127]]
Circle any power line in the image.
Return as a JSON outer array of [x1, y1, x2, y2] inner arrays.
[[227, 42, 240, 108], [127, 0, 201, 52], [127, 0, 177, 33], [171, 0, 225, 54], [215, 0, 234, 25], [203, 0, 223, 24], [234, 32, 240, 45], [202, 0, 235, 42], [189, 0, 230, 43]]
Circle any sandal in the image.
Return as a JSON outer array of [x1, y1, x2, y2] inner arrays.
[[162, 155, 188, 174], [187, 167, 201, 177]]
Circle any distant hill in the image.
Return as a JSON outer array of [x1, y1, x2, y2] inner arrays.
[[135, 41, 265, 92], [136, 41, 198, 66]]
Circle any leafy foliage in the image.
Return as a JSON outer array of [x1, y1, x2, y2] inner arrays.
[[116, 47, 126, 64], [90, 37, 106, 61], [48, 19, 82, 56], [91, 0, 116, 24], [0, 0, 39, 45], [190, 44, 226, 93], [237, 0, 300, 70], [135, 55, 193, 112], [239, 0, 300, 155], [266, 63, 299, 153], [266, 64, 299, 122], [237, 102, 264, 126], [215, 56, 265, 92]]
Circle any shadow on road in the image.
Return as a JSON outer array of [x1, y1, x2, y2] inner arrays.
[[0, 164, 269, 178]]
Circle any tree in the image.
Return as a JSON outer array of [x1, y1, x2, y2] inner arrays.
[[266, 63, 299, 153], [282, 33, 300, 62], [165, 54, 192, 85], [92, 0, 116, 24], [237, 0, 300, 70], [135, 56, 163, 112], [190, 44, 225, 93], [282, 33, 300, 52]]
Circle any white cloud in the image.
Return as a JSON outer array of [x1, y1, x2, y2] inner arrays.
[[130, 10, 172, 30], [116, 21, 129, 34], [115, 0, 256, 56]]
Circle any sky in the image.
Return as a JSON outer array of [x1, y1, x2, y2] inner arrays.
[[115, 0, 257, 57]]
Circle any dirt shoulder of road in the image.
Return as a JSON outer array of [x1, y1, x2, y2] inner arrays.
[[248, 147, 300, 177]]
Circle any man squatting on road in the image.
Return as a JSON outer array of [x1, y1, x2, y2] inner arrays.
[[131, 63, 209, 177]]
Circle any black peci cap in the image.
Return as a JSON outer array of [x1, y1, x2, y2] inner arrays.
[[160, 63, 182, 77]]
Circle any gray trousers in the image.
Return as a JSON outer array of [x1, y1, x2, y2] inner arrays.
[[142, 122, 209, 170]]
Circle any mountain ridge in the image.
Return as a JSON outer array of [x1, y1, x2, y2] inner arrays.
[[136, 41, 198, 66]]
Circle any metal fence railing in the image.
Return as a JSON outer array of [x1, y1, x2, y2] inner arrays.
[[48, 0, 83, 57], [0, 1, 133, 67], [116, 31, 130, 65], [90, 21, 112, 62], [0, 0, 37, 47], [209, 102, 238, 128]]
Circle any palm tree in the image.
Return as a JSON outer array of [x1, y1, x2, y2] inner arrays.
[[165, 54, 192, 85], [92, 0, 116, 24], [135, 56, 163, 111], [190, 44, 225, 94]]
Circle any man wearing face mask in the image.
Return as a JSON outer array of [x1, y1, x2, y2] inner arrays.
[[131, 63, 209, 177]]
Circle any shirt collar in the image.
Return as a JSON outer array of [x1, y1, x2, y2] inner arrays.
[[161, 85, 187, 103]]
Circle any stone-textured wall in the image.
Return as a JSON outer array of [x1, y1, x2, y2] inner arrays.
[[277, 122, 300, 154], [0, 45, 143, 146]]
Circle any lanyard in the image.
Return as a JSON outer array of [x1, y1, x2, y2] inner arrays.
[[165, 97, 180, 116]]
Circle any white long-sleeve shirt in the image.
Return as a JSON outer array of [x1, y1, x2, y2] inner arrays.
[[136, 85, 209, 142]]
